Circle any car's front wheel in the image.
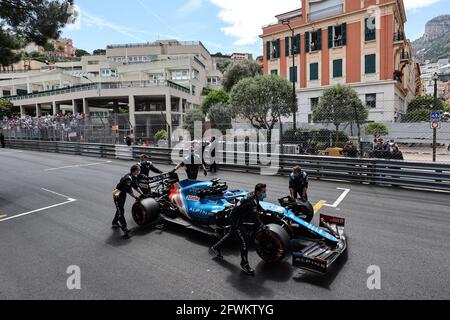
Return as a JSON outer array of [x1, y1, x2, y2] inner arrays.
[[255, 224, 291, 264]]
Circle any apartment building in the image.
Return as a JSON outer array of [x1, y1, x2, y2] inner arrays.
[[0, 40, 219, 140], [261, 0, 421, 123]]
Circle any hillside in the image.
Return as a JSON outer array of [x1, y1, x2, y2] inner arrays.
[[412, 15, 450, 63]]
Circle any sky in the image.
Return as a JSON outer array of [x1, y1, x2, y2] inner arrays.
[[62, 0, 450, 57]]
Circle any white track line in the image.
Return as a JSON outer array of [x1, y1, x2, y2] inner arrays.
[[0, 188, 77, 223], [45, 160, 112, 172], [324, 188, 351, 208]]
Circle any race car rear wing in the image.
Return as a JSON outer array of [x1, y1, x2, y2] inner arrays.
[[292, 214, 347, 274], [147, 172, 179, 185]]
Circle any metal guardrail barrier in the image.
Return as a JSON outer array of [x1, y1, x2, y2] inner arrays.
[[5, 139, 450, 192]]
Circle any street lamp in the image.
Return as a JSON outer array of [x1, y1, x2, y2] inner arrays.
[[282, 19, 297, 132], [432, 72, 439, 162]]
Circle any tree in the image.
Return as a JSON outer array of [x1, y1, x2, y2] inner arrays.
[[0, 99, 14, 118], [75, 49, 90, 57], [44, 42, 55, 52], [408, 96, 445, 112], [93, 49, 106, 56], [208, 103, 232, 134], [222, 59, 263, 92], [365, 122, 389, 138], [217, 60, 231, 74], [230, 75, 294, 135], [201, 89, 229, 115], [183, 108, 204, 137], [154, 129, 168, 142], [0, 0, 76, 66], [313, 84, 368, 145]]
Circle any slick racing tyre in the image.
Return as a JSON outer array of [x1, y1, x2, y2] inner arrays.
[[132, 198, 160, 226], [255, 224, 291, 264], [294, 199, 314, 223]]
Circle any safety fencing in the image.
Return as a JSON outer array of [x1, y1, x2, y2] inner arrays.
[[5, 139, 450, 192]]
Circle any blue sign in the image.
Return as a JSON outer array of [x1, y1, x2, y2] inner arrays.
[[431, 111, 442, 122]]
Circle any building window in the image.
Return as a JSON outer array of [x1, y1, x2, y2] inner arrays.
[[333, 59, 343, 78], [365, 17, 376, 41], [3, 90, 11, 96], [328, 23, 347, 48], [87, 60, 100, 65], [191, 69, 199, 80], [311, 97, 319, 110], [365, 54, 376, 74], [286, 34, 301, 56], [149, 73, 165, 82], [289, 66, 297, 83], [306, 29, 322, 52], [366, 94, 377, 108], [271, 39, 280, 59], [171, 70, 190, 80], [270, 69, 278, 76], [310, 63, 319, 81]]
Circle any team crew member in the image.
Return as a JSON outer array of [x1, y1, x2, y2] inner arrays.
[[174, 146, 207, 180], [112, 165, 144, 238], [138, 154, 163, 176], [210, 183, 268, 276], [289, 165, 309, 200]]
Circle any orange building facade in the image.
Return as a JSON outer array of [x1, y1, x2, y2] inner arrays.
[[261, 0, 420, 123]]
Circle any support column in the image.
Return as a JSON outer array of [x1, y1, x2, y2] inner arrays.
[[20, 106, 25, 117], [36, 104, 42, 117], [27, 77, 31, 94], [82, 98, 89, 115], [71, 99, 76, 114], [165, 94, 172, 132], [129, 95, 136, 129], [178, 98, 184, 129], [52, 101, 60, 115]]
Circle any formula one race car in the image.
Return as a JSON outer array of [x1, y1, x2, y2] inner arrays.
[[132, 172, 347, 274]]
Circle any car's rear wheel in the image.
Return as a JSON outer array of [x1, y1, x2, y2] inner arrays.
[[132, 198, 160, 226], [294, 199, 314, 223], [255, 224, 291, 264]]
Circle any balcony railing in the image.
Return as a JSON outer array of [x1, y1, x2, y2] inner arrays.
[[5, 81, 191, 101], [393, 32, 405, 42]]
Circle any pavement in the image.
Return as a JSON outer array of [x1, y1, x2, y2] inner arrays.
[[0, 148, 449, 300]]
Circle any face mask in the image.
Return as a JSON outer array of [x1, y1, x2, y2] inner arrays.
[[260, 193, 267, 200]]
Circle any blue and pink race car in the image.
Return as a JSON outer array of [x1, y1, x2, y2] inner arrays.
[[132, 172, 347, 274]]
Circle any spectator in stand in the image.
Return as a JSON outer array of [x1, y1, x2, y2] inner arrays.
[[0, 131, 5, 148], [343, 142, 358, 158], [390, 146, 404, 160]]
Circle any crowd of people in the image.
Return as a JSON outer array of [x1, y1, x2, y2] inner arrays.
[[370, 138, 404, 160], [1, 112, 88, 131]]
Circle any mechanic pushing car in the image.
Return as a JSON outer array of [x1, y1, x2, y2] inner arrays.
[[138, 154, 163, 176], [289, 165, 309, 200], [209, 183, 268, 276], [173, 145, 208, 180], [112, 165, 144, 238]]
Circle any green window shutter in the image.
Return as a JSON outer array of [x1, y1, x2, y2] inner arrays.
[[266, 41, 271, 59], [290, 66, 298, 83], [365, 54, 376, 74], [333, 59, 343, 78], [305, 32, 310, 53], [310, 63, 318, 80], [317, 28, 322, 50], [285, 37, 290, 56], [271, 69, 278, 75], [295, 34, 301, 54], [342, 23, 347, 46], [275, 39, 280, 58], [328, 26, 333, 48]]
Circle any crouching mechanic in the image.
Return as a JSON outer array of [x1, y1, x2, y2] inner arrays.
[[289, 165, 309, 201], [209, 183, 268, 276], [137, 154, 163, 194], [112, 165, 144, 238]]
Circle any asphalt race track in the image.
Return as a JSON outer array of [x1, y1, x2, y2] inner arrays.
[[0, 148, 449, 300]]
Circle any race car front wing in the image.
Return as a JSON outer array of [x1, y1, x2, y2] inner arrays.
[[292, 214, 347, 274]]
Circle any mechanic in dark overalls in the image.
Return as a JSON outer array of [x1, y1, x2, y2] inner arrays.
[[137, 154, 163, 194], [210, 183, 268, 276], [112, 165, 143, 238], [289, 165, 309, 200], [174, 145, 208, 180]]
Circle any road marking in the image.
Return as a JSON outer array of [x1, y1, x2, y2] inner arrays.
[[324, 188, 351, 208], [0, 188, 77, 223], [0, 214, 7, 220], [45, 160, 112, 172], [313, 200, 327, 215]]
